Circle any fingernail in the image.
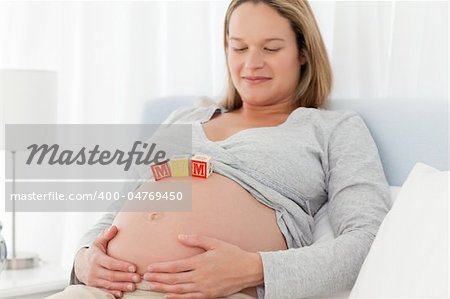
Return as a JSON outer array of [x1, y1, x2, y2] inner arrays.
[[132, 275, 140, 282], [143, 273, 150, 280], [147, 283, 153, 291], [128, 266, 135, 272], [127, 284, 134, 291], [178, 234, 188, 240], [147, 265, 153, 272]]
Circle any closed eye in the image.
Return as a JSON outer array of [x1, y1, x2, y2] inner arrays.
[[264, 48, 280, 52], [231, 47, 281, 53], [232, 47, 248, 52]]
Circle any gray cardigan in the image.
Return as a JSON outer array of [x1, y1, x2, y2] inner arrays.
[[71, 104, 390, 299]]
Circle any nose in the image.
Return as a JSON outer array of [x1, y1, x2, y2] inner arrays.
[[244, 49, 265, 70]]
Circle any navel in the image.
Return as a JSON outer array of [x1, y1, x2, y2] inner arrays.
[[147, 212, 161, 221]]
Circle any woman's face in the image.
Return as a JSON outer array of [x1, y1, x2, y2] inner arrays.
[[227, 2, 305, 107]]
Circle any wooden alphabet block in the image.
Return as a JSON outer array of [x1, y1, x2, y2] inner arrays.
[[169, 155, 190, 177], [150, 160, 171, 181], [191, 154, 213, 178]]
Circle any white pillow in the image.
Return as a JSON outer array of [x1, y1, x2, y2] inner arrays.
[[349, 162, 448, 298]]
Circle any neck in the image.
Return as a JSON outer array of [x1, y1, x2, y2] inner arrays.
[[236, 101, 296, 119]]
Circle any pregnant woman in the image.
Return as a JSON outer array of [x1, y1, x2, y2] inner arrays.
[[48, 0, 390, 298]]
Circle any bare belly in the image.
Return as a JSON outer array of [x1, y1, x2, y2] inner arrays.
[[107, 173, 287, 297]]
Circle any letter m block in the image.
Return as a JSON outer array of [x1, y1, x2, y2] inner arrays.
[[191, 154, 213, 179], [151, 160, 171, 181]]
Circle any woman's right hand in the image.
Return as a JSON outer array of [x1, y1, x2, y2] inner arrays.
[[74, 225, 141, 298]]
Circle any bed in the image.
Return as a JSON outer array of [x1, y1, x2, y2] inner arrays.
[[142, 95, 449, 299]]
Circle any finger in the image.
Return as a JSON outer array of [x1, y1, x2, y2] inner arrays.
[[147, 255, 199, 273], [146, 282, 197, 294], [99, 288, 123, 298], [177, 234, 222, 251], [97, 278, 137, 293], [98, 253, 137, 273], [98, 267, 141, 283], [143, 271, 193, 285], [94, 226, 118, 248], [164, 295, 203, 299]]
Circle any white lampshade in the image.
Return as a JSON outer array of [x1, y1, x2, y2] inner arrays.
[[0, 69, 58, 149]]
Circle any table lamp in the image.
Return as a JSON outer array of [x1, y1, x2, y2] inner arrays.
[[0, 69, 57, 269]]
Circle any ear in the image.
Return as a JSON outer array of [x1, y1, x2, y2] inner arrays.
[[299, 54, 307, 66]]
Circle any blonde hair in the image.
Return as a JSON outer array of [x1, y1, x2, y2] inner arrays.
[[220, 0, 332, 110]]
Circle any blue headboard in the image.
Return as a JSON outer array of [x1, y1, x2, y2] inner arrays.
[[325, 99, 448, 186], [142, 96, 449, 186]]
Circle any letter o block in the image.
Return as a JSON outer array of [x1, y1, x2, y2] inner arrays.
[[151, 160, 171, 181], [169, 155, 190, 177], [191, 154, 213, 178]]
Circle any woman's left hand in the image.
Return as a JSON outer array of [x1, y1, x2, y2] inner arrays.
[[142, 234, 264, 299]]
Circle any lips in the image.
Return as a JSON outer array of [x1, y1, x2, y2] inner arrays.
[[242, 76, 272, 85]]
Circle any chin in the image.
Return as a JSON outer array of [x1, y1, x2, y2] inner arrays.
[[241, 99, 273, 106], [238, 91, 271, 102]]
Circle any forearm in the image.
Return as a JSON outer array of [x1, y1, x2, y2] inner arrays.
[[70, 247, 88, 285], [259, 230, 376, 299]]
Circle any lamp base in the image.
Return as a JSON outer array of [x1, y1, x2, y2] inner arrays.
[[6, 252, 39, 270]]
